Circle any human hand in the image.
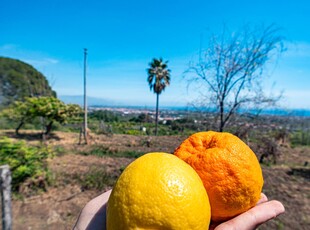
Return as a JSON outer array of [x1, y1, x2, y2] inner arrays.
[[74, 191, 284, 230], [74, 190, 111, 230], [210, 193, 285, 230]]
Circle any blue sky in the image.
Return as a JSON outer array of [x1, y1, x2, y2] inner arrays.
[[1, 0, 310, 108]]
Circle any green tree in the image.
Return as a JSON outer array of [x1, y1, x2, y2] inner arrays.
[[147, 58, 171, 136], [89, 110, 119, 122], [1, 97, 81, 135]]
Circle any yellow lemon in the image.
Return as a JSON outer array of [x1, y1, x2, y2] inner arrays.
[[106, 152, 211, 230]]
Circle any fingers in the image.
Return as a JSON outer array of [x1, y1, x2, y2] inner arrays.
[[74, 190, 112, 230], [256, 193, 268, 205], [215, 200, 285, 230], [82, 189, 112, 215]]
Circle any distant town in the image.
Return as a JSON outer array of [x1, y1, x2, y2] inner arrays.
[[89, 105, 310, 118], [89, 106, 192, 122]]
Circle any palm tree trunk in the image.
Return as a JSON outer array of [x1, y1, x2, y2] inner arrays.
[[155, 93, 159, 136]]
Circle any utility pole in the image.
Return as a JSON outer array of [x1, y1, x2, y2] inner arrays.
[[83, 48, 88, 144]]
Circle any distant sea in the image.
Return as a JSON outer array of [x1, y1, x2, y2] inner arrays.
[[60, 95, 310, 117], [90, 105, 310, 117], [245, 108, 310, 117]]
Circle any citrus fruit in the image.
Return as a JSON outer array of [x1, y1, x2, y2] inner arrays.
[[174, 131, 264, 222], [106, 152, 211, 230]]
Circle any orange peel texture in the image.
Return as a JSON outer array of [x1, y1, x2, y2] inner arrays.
[[174, 131, 264, 221]]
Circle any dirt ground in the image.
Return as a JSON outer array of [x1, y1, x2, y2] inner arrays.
[[1, 130, 310, 230]]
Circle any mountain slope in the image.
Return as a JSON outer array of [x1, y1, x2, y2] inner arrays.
[[0, 56, 56, 107]]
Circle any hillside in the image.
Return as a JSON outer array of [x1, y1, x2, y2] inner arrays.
[[0, 130, 309, 230], [0, 57, 56, 107]]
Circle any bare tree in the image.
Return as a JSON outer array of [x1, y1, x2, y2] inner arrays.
[[186, 24, 284, 132]]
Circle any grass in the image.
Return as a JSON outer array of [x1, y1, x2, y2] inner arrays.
[[55, 166, 118, 191], [52, 145, 66, 156], [274, 219, 285, 230], [78, 145, 144, 158], [73, 166, 116, 191]]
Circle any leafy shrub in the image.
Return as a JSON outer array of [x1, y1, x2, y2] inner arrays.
[[89, 110, 120, 122], [129, 113, 153, 123], [290, 130, 310, 147], [126, 130, 141, 135], [0, 137, 51, 191]]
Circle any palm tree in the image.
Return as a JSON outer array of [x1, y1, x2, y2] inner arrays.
[[147, 58, 171, 136]]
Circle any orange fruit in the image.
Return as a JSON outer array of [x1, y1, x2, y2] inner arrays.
[[106, 152, 211, 229], [174, 131, 264, 222]]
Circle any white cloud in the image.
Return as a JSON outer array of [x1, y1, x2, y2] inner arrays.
[[284, 41, 310, 58], [45, 58, 59, 64], [24, 58, 59, 66], [281, 90, 310, 109], [0, 43, 59, 66]]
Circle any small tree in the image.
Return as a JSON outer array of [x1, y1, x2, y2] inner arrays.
[[1, 97, 81, 135], [1, 100, 35, 134], [147, 58, 171, 136], [186, 24, 284, 132]]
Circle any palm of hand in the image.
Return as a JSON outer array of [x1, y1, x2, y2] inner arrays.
[[74, 192, 284, 230]]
